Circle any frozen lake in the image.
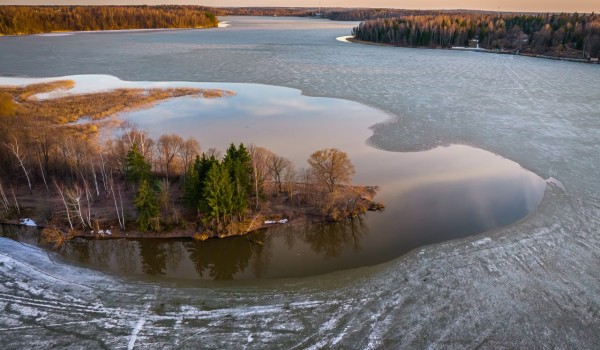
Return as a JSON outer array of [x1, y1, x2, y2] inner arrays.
[[1, 16, 600, 348], [1, 75, 547, 280]]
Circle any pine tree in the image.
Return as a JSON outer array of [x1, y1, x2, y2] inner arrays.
[[134, 179, 159, 232]]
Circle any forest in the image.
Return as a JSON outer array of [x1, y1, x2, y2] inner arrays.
[[324, 8, 494, 21], [0, 5, 218, 35], [351, 12, 600, 59], [0, 80, 380, 246], [3, 4, 598, 60]]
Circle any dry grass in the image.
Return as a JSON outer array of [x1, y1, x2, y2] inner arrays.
[[17, 80, 76, 100], [0, 80, 235, 125], [40, 225, 76, 249]]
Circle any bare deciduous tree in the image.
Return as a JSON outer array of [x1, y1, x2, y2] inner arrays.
[[157, 134, 183, 181], [5, 136, 32, 194], [123, 126, 154, 160], [0, 181, 9, 212], [54, 180, 73, 230], [37, 154, 49, 191], [307, 148, 355, 193], [10, 188, 20, 215], [65, 184, 91, 229], [283, 162, 296, 204], [205, 147, 221, 159], [267, 153, 292, 194], [248, 144, 271, 210], [109, 174, 126, 230], [178, 136, 200, 183]]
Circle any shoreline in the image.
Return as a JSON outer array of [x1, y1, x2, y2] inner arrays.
[[0, 25, 219, 38], [0, 188, 384, 242], [346, 37, 599, 64]]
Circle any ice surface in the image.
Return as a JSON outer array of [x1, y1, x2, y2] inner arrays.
[[0, 16, 599, 348]]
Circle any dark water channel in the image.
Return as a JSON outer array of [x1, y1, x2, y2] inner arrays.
[[2, 76, 548, 281]]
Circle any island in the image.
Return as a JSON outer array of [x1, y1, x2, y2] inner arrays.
[[0, 80, 383, 248]]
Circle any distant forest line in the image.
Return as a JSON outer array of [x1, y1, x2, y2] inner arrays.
[[1, 6, 598, 59], [351, 12, 600, 59], [0, 6, 218, 35]]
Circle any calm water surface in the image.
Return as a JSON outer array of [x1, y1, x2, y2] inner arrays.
[[0, 75, 547, 280]]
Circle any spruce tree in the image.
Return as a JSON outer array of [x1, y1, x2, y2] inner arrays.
[[183, 154, 218, 214], [223, 143, 253, 220], [183, 156, 201, 213], [134, 179, 159, 232], [203, 163, 233, 226], [126, 144, 151, 186]]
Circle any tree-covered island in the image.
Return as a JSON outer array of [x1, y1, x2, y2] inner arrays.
[[0, 81, 383, 247]]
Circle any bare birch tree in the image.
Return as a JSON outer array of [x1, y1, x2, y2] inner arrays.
[[54, 180, 73, 230], [5, 136, 32, 193], [110, 174, 126, 230], [0, 181, 9, 212]]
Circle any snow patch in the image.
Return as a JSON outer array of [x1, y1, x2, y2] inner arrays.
[[264, 219, 288, 224], [336, 35, 353, 43], [472, 237, 492, 247], [19, 218, 37, 227]]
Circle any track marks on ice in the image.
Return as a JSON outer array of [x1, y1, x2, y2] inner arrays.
[[128, 317, 146, 350]]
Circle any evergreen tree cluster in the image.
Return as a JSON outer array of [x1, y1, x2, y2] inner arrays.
[[125, 141, 255, 233], [0, 5, 218, 35], [184, 143, 253, 230], [126, 144, 158, 232], [351, 12, 600, 58]]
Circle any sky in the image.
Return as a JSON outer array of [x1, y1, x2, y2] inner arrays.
[[0, 1, 598, 13]]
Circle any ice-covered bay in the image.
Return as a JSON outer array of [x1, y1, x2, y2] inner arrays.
[[1, 16, 600, 348]]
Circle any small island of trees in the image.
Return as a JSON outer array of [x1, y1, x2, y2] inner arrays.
[[0, 80, 382, 246]]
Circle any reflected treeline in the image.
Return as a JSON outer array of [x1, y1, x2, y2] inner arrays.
[[185, 237, 253, 280], [301, 217, 369, 258], [58, 238, 144, 274], [138, 240, 169, 276], [184, 218, 369, 279], [50, 218, 370, 280]]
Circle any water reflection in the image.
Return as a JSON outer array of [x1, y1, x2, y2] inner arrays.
[[139, 240, 169, 275], [300, 217, 368, 258], [44, 218, 371, 280], [0, 76, 548, 280], [185, 237, 253, 280]]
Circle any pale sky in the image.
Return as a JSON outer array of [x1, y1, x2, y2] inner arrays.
[[0, 1, 598, 13]]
